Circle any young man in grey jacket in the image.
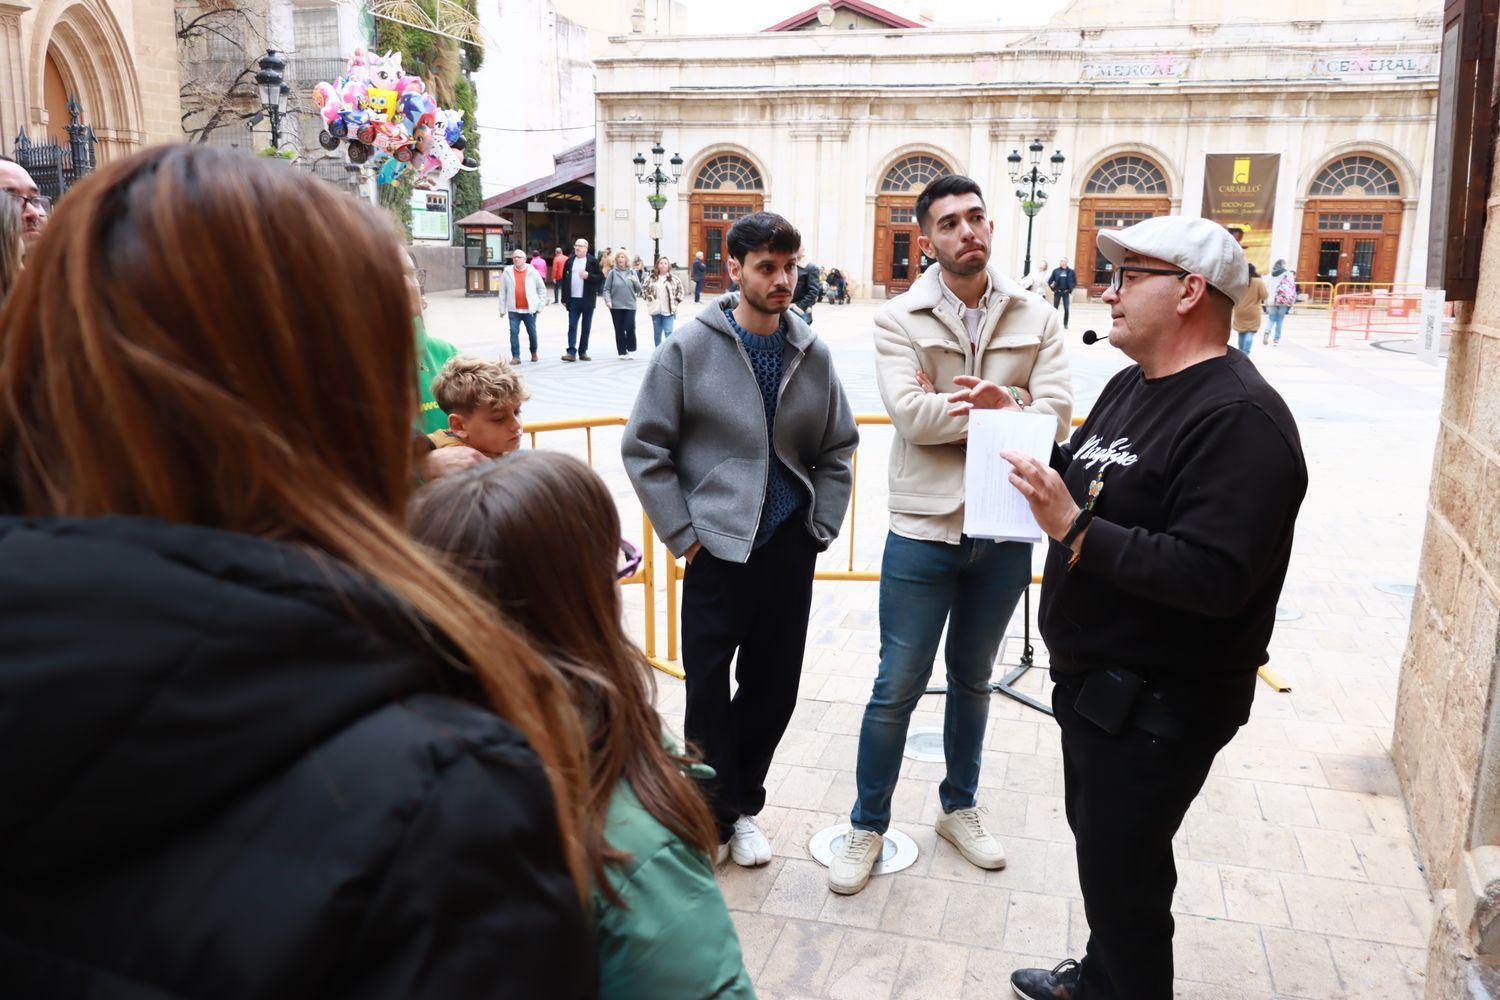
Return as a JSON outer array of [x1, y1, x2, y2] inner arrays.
[[622, 211, 859, 867]]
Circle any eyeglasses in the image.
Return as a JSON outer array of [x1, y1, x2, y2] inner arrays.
[[1109, 265, 1190, 293], [617, 538, 643, 580], [3, 190, 50, 214]]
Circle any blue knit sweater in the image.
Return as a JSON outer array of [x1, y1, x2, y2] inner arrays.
[[723, 306, 808, 549]]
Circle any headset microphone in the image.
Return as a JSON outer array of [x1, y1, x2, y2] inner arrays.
[[1081, 330, 1108, 345]]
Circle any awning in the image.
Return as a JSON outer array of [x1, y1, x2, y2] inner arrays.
[[483, 157, 595, 212]]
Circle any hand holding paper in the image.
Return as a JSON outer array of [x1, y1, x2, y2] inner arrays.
[[962, 409, 1059, 543]]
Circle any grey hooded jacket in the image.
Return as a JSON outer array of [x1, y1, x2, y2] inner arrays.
[[622, 294, 859, 564]]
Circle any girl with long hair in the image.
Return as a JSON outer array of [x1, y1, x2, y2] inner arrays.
[[409, 450, 755, 1000], [0, 145, 594, 997]]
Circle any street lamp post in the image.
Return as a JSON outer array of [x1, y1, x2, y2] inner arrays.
[[1007, 139, 1065, 277], [254, 50, 289, 152], [633, 143, 683, 266]]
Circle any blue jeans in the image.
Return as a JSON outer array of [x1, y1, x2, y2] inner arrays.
[[650, 313, 675, 345], [1237, 330, 1255, 355], [851, 531, 1033, 833], [508, 312, 538, 358], [565, 298, 594, 355], [1264, 304, 1289, 344]]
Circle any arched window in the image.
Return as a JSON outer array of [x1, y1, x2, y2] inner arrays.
[[1309, 155, 1400, 197], [693, 154, 763, 191], [1084, 155, 1168, 196], [880, 154, 949, 193]]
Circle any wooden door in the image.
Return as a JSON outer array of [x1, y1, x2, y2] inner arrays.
[[872, 196, 932, 297], [688, 193, 763, 294], [1297, 198, 1402, 289], [1075, 198, 1172, 296]]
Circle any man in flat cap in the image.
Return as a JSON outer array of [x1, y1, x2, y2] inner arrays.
[[996, 217, 1308, 999]]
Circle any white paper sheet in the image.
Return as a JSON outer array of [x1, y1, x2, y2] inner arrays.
[[962, 409, 1059, 543]]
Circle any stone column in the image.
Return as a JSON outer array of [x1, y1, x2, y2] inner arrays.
[[0, 3, 31, 153]]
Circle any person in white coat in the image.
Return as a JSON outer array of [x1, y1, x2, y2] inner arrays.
[[501, 248, 547, 363]]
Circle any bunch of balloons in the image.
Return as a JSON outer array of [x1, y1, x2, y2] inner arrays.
[[311, 46, 477, 188]]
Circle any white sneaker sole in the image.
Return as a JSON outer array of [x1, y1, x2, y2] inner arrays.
[[827, 867, 873, 895], [935, 823, 1006, 870]]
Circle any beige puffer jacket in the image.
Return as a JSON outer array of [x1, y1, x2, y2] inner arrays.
[[874, 263, 1072, 543]]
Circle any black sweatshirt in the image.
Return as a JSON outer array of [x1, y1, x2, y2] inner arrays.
[[1038, 350, 1307, 730]]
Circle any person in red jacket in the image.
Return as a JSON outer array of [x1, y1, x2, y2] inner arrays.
[[551, 246, 567, 303]]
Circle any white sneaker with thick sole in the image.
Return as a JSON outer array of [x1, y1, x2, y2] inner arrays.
[[936, 805, 1007, 870], [729, 815, 772, 867], [827, 828, 884, 895]]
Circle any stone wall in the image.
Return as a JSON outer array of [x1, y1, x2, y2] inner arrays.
[[1392, 98, 1500, 998]]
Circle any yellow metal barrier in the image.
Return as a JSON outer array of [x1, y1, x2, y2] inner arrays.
[[523, 411, 1284, 693], [1293, 281, 1336, 309]]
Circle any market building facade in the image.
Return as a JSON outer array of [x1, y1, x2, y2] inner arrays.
[[594, 0, 1438, 298]]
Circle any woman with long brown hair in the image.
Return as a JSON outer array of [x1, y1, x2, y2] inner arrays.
[[0, 146, 594, 997], [409, 450, 754, 1000]]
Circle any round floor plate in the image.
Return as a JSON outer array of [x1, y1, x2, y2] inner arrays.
[[1376, 582, 1417, 598], [808, 824, 920, 876], [1274, 604, 1303, 622], [903, 727, 945, 762]]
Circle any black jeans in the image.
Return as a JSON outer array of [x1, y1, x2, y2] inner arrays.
[[681, 519, 818, 841], [565, 299, 593, 355], [1053, 290, 1071, 327], [610, 307, 638, 355], [1052, 682, 1237, 1000]]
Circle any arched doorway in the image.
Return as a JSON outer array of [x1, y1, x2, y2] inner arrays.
[[1075, 154, 1171, 297], [873, 154, 949, 296], [688, 153, 764, 295], [43, 52, 72, 145], [1298, 155, 1403, 288]]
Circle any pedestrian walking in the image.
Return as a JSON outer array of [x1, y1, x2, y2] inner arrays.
[[604, 250, 643, 358], [1234, 262, 1269, 355], [1020, 258, 1050, 294], [1263, 259, 1296, 346], [622, 211, 859, 868], [692, 250, 706, 302], [1004, 216, 1306, 1000], [0, 143, 595, 998], [560, 237, 603, 361], [828, 174, 1072, 896], [502, 248, 546, 363], [1048, 256, 1077, 329], [551, 246, 567, 302], [792, 248, 822, 325], [641, 256, 686, 346]]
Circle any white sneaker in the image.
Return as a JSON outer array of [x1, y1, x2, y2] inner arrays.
[[729, 815, 772, 867], [827, 828, 883, 895], [936, 805, 1006, 870]]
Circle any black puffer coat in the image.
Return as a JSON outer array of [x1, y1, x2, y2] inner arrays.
[[0, 516, 594, 999]]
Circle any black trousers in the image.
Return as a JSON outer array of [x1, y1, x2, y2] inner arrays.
[[1052, 683, 1237, 1000], [1053, 290, 1071, 327], [681, 520, 818, 841], [610, 307, 638, 355]]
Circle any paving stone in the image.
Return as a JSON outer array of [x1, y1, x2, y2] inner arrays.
[[824, 929, 903, 1000], [758, 919, 845, 996], [1262, 926, 1343, 997]]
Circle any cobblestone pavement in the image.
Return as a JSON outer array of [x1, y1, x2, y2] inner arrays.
[[430, 289, 1440, 999]]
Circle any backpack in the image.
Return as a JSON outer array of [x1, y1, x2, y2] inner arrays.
[[1273, 273, 1296, 306]]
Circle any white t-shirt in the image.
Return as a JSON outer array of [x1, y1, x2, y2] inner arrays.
[[570, 256, 586, 298]]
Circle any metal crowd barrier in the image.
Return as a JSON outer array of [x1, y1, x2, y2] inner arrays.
[[1294, 281, 1335, 309], [521, 412, 1287, 699]]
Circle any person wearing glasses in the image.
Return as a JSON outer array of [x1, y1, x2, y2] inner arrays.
[[409, 450, 755, 1000], [0, 156, 50, 255], [998, 217, 1307, 1000]]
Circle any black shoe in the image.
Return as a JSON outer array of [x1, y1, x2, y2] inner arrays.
[[579, 353, 592, 361], [1011, 959, 1081, 999]]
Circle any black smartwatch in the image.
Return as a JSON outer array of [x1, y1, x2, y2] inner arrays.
[[1061, 508, 1094, 548]]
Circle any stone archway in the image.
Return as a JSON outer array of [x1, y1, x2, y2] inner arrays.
[[33, 0, 145, 160], [872, 152, 950, 297], [1074, 153, 1172, 297], [687, 151, 765, 295], [1297, 153, 1404, 289]]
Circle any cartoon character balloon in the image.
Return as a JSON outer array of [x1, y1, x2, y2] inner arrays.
[[312, 49, 477, 186]]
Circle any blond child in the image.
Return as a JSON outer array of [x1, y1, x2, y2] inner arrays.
[[426, 355, 528, 463]]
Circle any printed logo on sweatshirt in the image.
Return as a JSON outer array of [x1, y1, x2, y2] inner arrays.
[[1075, 434, 1140, 471]]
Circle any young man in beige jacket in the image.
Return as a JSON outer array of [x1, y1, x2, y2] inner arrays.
[[829, 174, 1072, 895]]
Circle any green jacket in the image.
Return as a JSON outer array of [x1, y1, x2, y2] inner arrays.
[[415, 317, 459, 434], [594, 777, 756, 999]]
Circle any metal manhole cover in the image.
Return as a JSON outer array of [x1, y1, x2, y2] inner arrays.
[[904, 727, 945, 762], [808, 824, 920, 876]]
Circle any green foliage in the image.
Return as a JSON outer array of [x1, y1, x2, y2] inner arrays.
[[451, 74, 481, 242], [256, 147, 298, 160]]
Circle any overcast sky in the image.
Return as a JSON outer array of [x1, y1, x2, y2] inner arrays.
[[677, 0, 1072, 33]]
